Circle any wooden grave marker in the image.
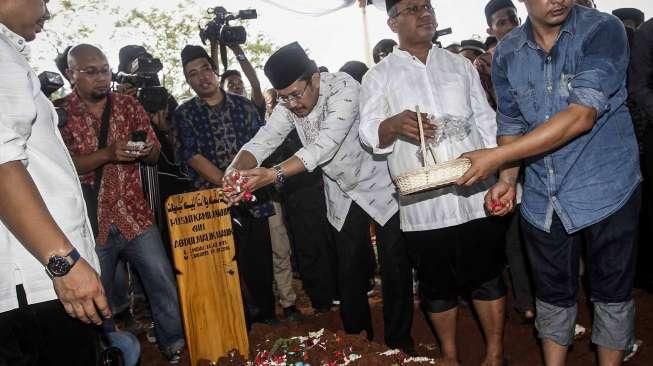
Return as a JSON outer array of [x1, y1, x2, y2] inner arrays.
[[165, 188, 248, 365]]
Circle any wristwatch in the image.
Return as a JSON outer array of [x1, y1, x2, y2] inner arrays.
[[272, 165, 285, 190], [236, 53, 246, 62], [45, 248, 81, 278]]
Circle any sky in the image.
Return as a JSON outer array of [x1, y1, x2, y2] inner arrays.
[[31, 0, 652, 91]]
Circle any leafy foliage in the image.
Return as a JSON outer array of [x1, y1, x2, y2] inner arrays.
[[34, 0, 275, 99]]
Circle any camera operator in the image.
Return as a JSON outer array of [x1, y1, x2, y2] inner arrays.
[[220, 44, 266, 117], [115, 45, 190, 246]]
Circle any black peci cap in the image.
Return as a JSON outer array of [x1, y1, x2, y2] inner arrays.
[[460, 39, 487, 54], [264, 42, 317, 90], [612, 8, 645, 28], [180, 45, 215, 70]]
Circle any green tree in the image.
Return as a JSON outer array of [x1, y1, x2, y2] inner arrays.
[[34, 0, 275, 100], [113, 0, 275, 99]]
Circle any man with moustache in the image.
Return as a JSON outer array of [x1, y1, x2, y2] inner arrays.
[[359, 1, 506, 365], [0, 1, 110, 364], [458, 1, 640, 364], [59, 44, 185, 362], [225, 42, 416, 354]]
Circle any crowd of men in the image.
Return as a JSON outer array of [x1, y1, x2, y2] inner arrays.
[[0, 0, 652, 365]]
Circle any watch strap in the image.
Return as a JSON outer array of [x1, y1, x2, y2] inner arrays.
[[45, 248, 81, 278], [272, 165, 285, 189]]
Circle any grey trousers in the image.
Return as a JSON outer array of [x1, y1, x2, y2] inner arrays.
[[269, 200, 297, 308]]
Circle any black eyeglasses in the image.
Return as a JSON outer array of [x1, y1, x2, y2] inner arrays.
[[75, 66, 112, 78], [390, 2, 434, 18], [276, 81, 310, 105]]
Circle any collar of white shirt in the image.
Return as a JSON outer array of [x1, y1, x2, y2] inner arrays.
[[0, 22, 29, 57]]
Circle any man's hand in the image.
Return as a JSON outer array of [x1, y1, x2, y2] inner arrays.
[[241, 167, 275, 192], [455, 148, 506, 187], [106, 141, 138, 162], [221, 170, 245, 205], [115, 83, 138, 97], [484, 180, 516, 216], [52, 258, 111, 325], [378, 110, 435, 147], [137, 141, 155, 160]]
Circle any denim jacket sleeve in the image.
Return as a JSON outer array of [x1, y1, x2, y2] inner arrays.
[[568, 17, 630, 118], [492, 51, 527, 137]]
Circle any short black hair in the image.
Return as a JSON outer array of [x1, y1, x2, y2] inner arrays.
[[373, 39, 397, 64], [339, 61, 368, 83], [220, 69, 242, 86]]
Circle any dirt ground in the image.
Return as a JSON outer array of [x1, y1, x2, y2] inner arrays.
[[138, 280, 653, 365]]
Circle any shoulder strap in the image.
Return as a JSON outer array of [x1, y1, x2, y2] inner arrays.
[[94, 96, 112, 188]]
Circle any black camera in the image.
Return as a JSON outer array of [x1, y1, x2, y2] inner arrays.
[[112, 53, 169, 114], [199, 7, 257, 46], [38, 71, 64, 98], [432, 27, 453, 43]]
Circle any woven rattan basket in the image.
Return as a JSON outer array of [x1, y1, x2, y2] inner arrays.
[[394, 106, 471, 196]]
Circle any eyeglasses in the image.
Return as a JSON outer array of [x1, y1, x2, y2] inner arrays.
[[390, 2, 434, 18], [75, 67, 112, 78], [276, 81, 310, 105]]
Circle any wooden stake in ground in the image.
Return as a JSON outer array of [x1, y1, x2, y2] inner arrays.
[[166, 189, 248, 364]]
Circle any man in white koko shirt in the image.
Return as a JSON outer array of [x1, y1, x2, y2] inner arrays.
[[0, 0, 109, 364], [226, 41, 416, 353], [359, 1, 507, 365]]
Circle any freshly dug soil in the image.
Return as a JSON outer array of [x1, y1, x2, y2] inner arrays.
[[139, 280, 653, 365]]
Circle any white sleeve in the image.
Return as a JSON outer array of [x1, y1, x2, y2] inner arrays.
[[294, 74, 359, 172], [239, 107, 295, 166], [465, 61, 498, 148], [0, 61, 35, 165], [359, 69, 395, 155]]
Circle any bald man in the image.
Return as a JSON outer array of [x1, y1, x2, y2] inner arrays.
[[59, 44, 185, 362]]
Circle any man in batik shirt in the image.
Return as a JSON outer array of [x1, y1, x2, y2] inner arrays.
[[59, 44, 184, 362], [174, 45, 277, 325]]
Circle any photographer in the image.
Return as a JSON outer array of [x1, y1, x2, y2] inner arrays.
[[116, 45, 190, 250], [58, 44, 185, 363], [220, 44, 266, 117]]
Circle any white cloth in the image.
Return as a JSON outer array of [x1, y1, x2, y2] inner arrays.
[[238, 72, 398, 231], [0, 23, 100, 313], [359, 45, 498, 232]]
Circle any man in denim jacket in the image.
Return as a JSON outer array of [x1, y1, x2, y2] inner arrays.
[[457, 1, 641, 364]]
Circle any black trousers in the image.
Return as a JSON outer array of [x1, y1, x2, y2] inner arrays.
[[376, 212, 415, 349], [505, 208, 534, 313], [283, 183, 338, 310], [334, 203, 413, 345], [0, 285, 100, 366], [232, 209, 276, 322]]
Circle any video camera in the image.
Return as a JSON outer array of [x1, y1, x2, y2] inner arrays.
[[199, 7, 257, 46], [432, 27, 453, 44], [38, 71, 65, 98], [112, 54, 169, 114]]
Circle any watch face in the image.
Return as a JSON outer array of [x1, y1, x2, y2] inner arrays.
[[47, 255, 71, 277]]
